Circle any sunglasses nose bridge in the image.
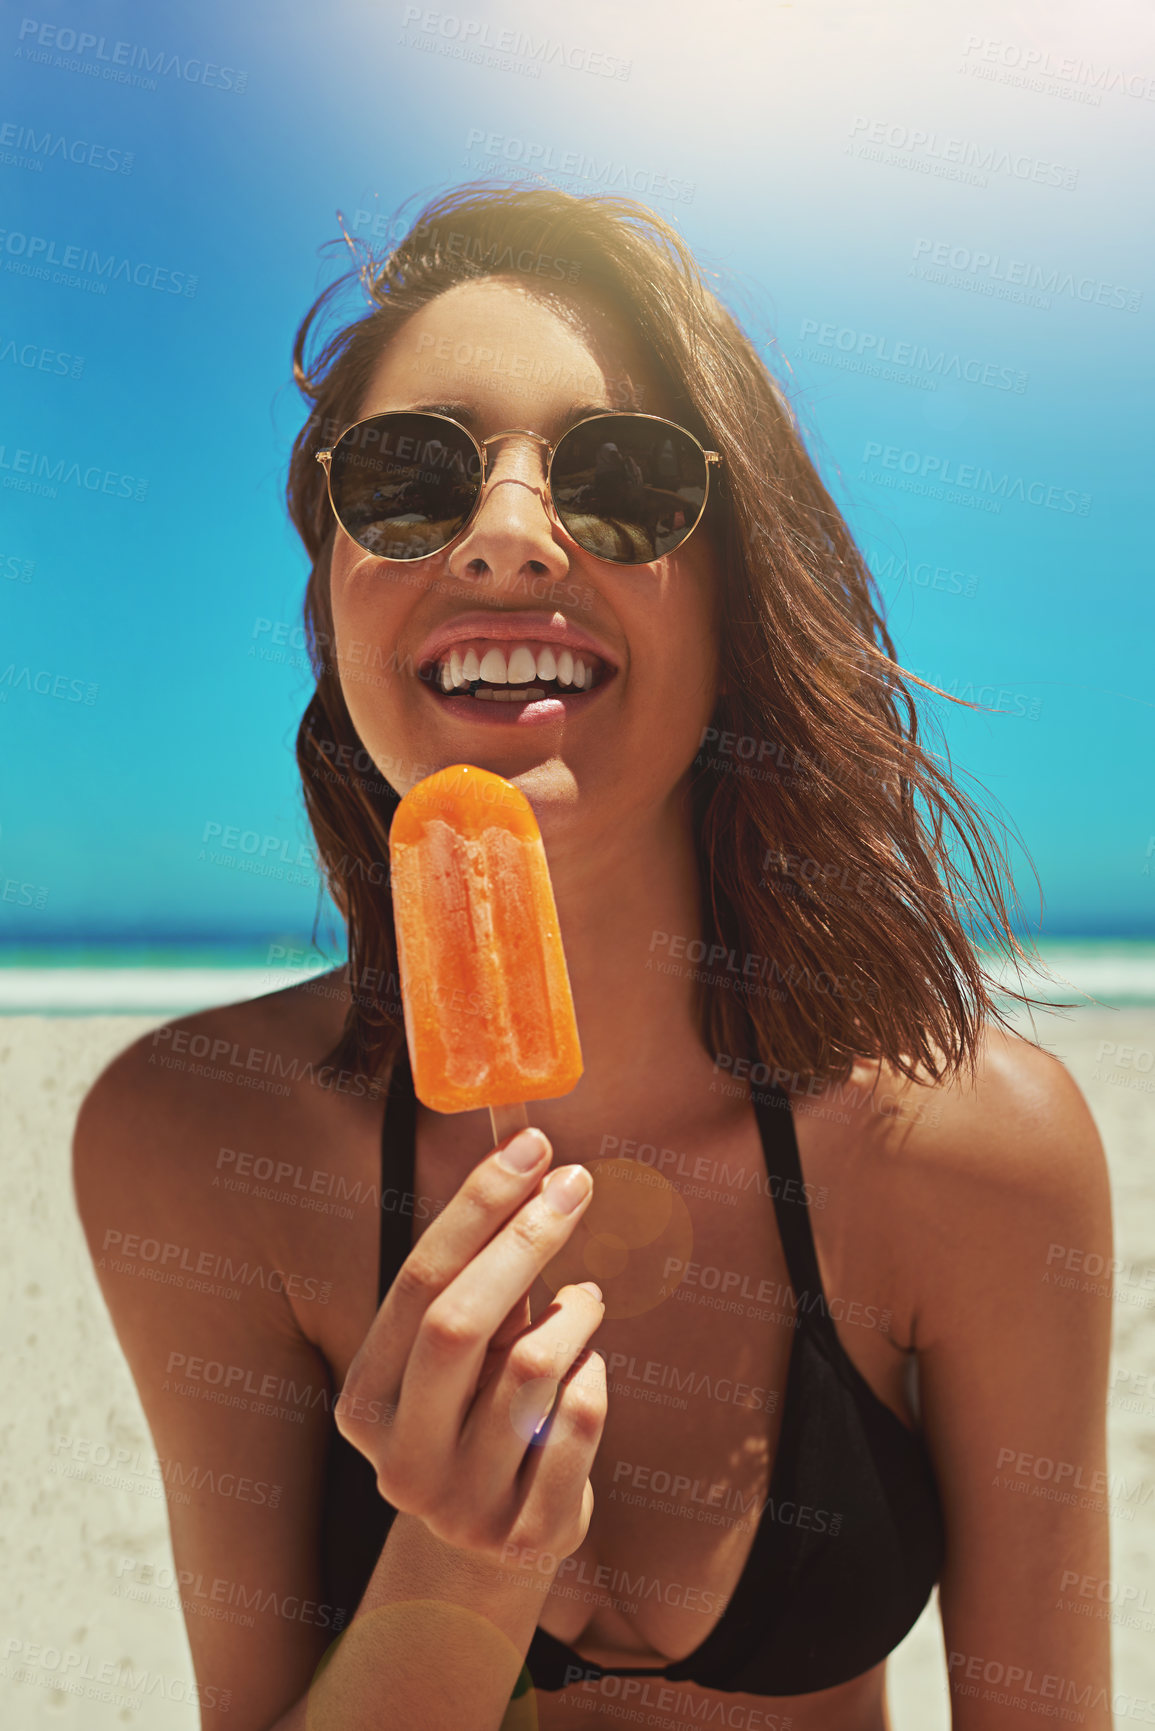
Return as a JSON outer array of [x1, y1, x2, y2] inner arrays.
[[475, 427, 552, 484], [472, 430, 561, 533]]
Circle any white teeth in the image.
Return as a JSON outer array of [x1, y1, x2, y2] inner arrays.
[[507, 645, 537, 685], [432, 639, 604, 696]]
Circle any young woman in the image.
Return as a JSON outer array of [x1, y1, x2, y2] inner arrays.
[[74, 186, 1112, 1731]]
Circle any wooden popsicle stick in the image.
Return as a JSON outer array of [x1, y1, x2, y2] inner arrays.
[[488, 1101, 530, 1146]]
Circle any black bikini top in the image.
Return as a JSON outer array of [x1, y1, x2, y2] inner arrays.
[[319, 1052, 945, 1697]]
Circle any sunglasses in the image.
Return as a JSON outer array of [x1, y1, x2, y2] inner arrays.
[[316, 410, 721, 565]]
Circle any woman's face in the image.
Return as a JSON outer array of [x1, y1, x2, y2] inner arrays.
[[327, 274, 723, 839]]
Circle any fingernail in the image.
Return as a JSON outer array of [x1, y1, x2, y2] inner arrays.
[[543, 1165, 593, 1215], [497, 1128, 549, 1174], [576, 1282, 603, 1301]]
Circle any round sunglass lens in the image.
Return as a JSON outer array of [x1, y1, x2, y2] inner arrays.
[[550, 418, 708, 562], [329, 414, 481, 559]]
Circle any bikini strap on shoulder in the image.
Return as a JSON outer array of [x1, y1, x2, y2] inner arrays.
[[750, 1084, 837, 1341]]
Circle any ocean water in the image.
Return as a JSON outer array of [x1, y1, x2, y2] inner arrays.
[[1, 940, 1154, 1015]]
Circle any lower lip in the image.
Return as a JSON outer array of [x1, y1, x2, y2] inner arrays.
[[419, 673, 615, 726]]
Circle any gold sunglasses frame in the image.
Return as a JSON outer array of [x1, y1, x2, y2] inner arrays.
[[315, 410, 721, 566]]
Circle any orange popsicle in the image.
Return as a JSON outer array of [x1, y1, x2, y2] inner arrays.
[[389, 764, 583, 1132]]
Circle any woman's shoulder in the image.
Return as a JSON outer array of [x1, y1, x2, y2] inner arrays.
[[72, 967, 373, 1212], [855, 1019, 1106, 1193], [836, 1021, 1111, 1345]]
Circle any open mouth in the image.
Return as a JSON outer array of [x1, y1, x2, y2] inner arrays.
[[418, 639, 613, 704]]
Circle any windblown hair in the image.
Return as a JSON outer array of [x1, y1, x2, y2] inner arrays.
[[286, 182, 1055, 1092]]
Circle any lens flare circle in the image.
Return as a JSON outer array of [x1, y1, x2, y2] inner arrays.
[[541, 1157, 694, 1319]]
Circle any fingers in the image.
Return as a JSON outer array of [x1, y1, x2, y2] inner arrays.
[[516, 1345, 608, 1555], [395, 1164, 596, 1455], [340, 1127, 554, 1427], [474, 1289, 535, 1397], [462, 1281, 605, 1500]]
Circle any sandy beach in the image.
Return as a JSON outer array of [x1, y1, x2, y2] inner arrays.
[[1, 1003, 1152, 1728]]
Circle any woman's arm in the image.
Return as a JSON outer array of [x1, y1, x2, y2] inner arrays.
[[904, 1033, 1113, 1729], [73, 1016, 605, 1731], [73, 1032, 343, 1728], [71, 1029, 549, 1731]]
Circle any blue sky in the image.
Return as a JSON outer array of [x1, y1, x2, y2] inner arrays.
[[2, 0, 1151, 942]]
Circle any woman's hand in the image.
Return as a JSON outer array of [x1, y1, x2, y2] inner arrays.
[[335, 1126, 607, 1567]]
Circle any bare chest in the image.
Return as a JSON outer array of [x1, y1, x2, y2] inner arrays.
[[274, 1086, 913, 1671], [529, 1209, 797, 1667]]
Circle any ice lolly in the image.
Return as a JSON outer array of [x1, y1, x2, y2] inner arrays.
[[389, 763, 583, 1141]]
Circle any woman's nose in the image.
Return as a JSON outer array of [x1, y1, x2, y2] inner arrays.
[[446, 434, 570, 586]]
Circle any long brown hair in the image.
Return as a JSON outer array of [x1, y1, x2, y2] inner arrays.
[[286, 182, 1057, 1092]]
